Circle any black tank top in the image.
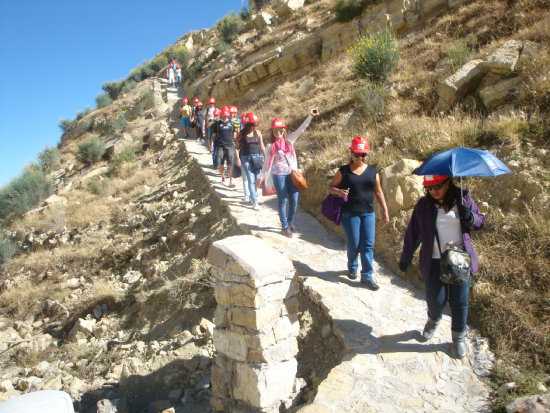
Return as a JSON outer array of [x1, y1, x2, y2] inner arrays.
[[339, 164, 378, 213], [216, 119, 235, 147], [241, 130, 261, 156]]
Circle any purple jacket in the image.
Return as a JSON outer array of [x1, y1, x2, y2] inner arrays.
[[400, 187, 485, 280]]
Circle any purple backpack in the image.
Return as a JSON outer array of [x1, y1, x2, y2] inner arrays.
[[321, 194, 345, 225]]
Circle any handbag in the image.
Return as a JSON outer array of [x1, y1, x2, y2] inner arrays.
[[250, 155, 264, 173], [321, 194, 345, 225], [283, 153, 307, 191], [435, 226, 471, 285], [261, 178, 276, 196]]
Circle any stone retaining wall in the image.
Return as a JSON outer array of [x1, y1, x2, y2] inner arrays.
[[208, 235, 303, 413]]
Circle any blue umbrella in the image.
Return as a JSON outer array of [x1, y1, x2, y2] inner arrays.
[[412, 146, 512, 200]]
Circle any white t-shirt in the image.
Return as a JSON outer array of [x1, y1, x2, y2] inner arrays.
[[432, 206, 464, 258]]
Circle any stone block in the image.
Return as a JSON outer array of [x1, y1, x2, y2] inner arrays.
[[322, 22, 358, 62], [210, 236, 295, 288], [207, 244, 228, 269], [233, 359, 298, 409], [214, 283, 232, 306], [272, 315, 300, 341], [249, 339, 299, 364], [214, 307, 230, 328], [245, 330, 277, 351], [213, 328, 248, 362], [283, 297, 299, 316], [479, 75, 527, 110], [231, 305, 281, 330], [274, 0, 305, 19], [484, 40, 522, 74], [437, 59, 485, 109]]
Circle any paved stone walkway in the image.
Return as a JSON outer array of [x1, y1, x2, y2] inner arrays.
[[166, 85, 493, 413]]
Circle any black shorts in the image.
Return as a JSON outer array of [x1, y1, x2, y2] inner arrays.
[[216, 145, 235, 166]]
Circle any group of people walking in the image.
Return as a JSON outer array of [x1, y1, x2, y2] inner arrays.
[[177, 94, 485, 360], [167, 59, 182, 88]]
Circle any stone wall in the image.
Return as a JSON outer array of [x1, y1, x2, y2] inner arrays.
[[208, 235, 303, 413]]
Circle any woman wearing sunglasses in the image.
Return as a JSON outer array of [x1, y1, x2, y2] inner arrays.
[[328, 136, 390, 291], [398, 175, 485, 358], [256, 109, 319, 238]]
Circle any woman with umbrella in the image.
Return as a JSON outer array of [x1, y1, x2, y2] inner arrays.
[[398, 174, 485, 359]]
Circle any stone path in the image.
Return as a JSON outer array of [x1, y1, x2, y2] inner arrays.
[[166, 86, 493, 412]]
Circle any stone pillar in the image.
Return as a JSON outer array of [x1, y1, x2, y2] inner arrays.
[[208, 235, 301, 413]]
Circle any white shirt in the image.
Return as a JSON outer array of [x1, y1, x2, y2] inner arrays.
[[432, 206, 464, 258]]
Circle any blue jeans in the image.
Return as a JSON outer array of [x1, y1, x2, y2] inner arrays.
[[341, 211, 375, 281], [241, 155, 262, 203], [425, 259, 471, 332], [212, 144, 218, 168], [272, 173, 298, 228]]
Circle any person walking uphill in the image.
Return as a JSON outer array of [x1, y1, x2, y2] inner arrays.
[[256, 109, 318, 238], [398, 175, 485, 358], [328, 136, 390, 291]]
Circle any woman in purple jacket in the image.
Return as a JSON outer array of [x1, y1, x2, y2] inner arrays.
[[399, 174, 484, 359]]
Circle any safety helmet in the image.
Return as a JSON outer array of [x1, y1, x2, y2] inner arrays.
[[209, 97, 216, 104], [197, 101, 203, 107], [221, 106, 229, 113], [183, 98, 188, 104], [271, 118, 286, 129], [349, 136, 370, 153], [422, 175, 449, 186], [194, 98, 199, 103], [221, 110, 230, 117], [176, 64, 179, 69], [246, 112, 259, 124], [241, 114, 248, 124], [229, 106, 238, 114], [214, 108, 221, 116]]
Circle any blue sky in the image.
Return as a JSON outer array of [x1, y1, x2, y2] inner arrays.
[[0, 0, 246, 187]]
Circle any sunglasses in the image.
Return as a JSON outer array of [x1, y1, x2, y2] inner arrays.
[[273, 129, 285, 134], [353, 153, 367, 158], [426, 180, 448, 191]]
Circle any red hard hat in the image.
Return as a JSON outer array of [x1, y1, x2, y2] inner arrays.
[[246, 112, 259, 124], [176, 64, 179, 69], [221, 106, 229, 113], [197, 101, 203, 107], [241, 114, 248, 124], [422, 175, 449, 186], [183, 98, 188, 103], [349, 136, 370, 153], [221, 110, 230, 117], [229, 106, 238, 114], [271, 118, 286, 129], [194, 98, 199, 103], [209, 97, 216, 104], [214, 108, 221, 116]]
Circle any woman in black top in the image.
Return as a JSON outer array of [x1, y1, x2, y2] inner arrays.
[[328, 136, 390, 290], [235, 112, 265, 210]]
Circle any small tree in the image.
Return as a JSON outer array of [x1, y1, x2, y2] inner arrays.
[[217, 13, 244, 44], [96, 93, 113, 109], [38, 145, 61, 172], [0, 233, 17, 263], [348, 27, 400, 81], [333, 0, 366, 22], [77, 136, 105, 165]]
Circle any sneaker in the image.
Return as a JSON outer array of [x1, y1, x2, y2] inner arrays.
[[241, 196, 250, 202], [347, 271, 358, 280], [288, 223, 298, 233], [253, 203, 260, 211], [229, 183, 236, 188], [280, 227, 293, 238], [360, 280, 380, 291]]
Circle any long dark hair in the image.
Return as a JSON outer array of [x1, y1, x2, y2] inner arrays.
[[425, 178, 459, 212]]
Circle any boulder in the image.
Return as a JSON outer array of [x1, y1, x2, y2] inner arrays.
[[274, 0, 306, 19], [505, 392, 550, 413], [120, 357, 145, 383], [252, 12, 273, 31], [380, 159, 423, 213], [479, 76, 527, 110], [43, 195, 68, 207], [67, 318, 96, 341]]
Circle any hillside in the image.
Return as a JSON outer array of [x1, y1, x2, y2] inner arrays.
[[1, 0, 549, 412]]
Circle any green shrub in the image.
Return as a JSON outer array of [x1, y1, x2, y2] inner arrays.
[[113, 143, 139, 166], [77, 136, 105, 165], [333, 0, 367, 22], [58, 118, 77, 134], [38, 145, 61, 172], [87, 177, 111, 196], [217, 13, 244, 44], [447, 34, 477, 71], [75, 116, 94, 134], [121, 80, 138, 94], [0, 233, 17, 264], [96, 93, 113, 109], [106, 111, 127, 133], [239, 7, 251, 21], [348, 27, 400, 81], [0, 166, 53, 220], [75, 107, 92, 121], [141, 90, 154, 109]]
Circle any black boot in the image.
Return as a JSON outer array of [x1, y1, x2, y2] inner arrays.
[[452, 330, 467, 359]]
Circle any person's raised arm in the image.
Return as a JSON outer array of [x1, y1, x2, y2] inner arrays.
[[286, 109, 319, 143]]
